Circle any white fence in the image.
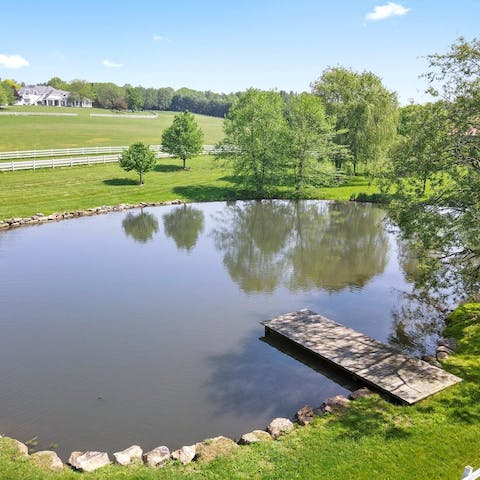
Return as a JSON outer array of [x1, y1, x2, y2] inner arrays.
[[463, 466, 480, 480], [0, 145, 219, 172], [0, 145, 159, 160]]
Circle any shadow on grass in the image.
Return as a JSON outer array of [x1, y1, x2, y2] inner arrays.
[[155, 164, 184, 173], [173, 185, 246, 202], [331, 397, 412, 441], [103, 178, 139, 186]]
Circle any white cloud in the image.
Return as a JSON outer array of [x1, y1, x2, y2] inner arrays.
[[102, 59, 124, 68], [365, 2, 410, 21], [153, 34, 172, 43], [0, 54, 29, 69]]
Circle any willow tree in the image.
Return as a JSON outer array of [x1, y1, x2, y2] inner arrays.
[[312, 67, 398, 174]]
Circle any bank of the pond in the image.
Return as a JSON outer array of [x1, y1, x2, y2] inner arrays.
[[0, 156, 378, 220], [0, 303, 479, 479]]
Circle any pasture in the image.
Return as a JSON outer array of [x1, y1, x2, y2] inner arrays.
[[0, 106, 224, 150]]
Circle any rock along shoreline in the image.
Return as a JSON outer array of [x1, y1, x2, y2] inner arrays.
[[0, 388, 373, 473], [0, 200, 185, 231]]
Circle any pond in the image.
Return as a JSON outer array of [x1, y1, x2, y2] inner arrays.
[[0, 200, 443, 457]]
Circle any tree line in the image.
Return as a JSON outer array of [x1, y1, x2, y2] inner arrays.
[[37, 77, 245, 117]]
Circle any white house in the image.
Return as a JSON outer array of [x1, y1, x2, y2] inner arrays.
[[16, 85, 92, 108]]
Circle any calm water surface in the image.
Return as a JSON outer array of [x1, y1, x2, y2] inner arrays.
[[0, 200, 441, 457]]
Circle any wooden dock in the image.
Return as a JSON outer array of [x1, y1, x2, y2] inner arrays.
[[262, 309, 462, 405]]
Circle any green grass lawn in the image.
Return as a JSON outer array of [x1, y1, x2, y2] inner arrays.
[[0, 303, 478, 480], [0, 157, 379, 220], [0, 106, 224, 150]]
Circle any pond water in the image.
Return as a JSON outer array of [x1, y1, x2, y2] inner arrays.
[[0, 200, 443, 458]]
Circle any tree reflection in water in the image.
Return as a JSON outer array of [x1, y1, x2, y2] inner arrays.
[[163, 205, 204, 253], [389, 239, 452, 356], [122, 210, 159, 243], [212, 200, 389, 293]]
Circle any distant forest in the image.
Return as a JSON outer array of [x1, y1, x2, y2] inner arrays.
[[38, 78, 295, 118]]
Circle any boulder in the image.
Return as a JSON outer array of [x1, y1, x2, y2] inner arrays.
[[349, 387, 375, 400], [316, 395, 350, 415], [144, 446, 170, 467], [438, 337, 457, 351], [238, 430, 272, 445], [171, 445, 196, 465], [113, 445, 143, 466], [30, 451, 63, 472], [436, 350, 450, 360], [195, 436, 238, 462], [68, 451, 110, 472], [436, 345, 454, 355], [294, 405, 315, 426], [0, 437, 29, 457], [267, 418, 294, 439], [422, 355, 443, 369]]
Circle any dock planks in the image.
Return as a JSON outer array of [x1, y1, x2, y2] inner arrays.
[[262, 309, 462, 404]]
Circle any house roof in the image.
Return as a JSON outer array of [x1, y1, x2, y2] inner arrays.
[[18, 85, 70, 98]]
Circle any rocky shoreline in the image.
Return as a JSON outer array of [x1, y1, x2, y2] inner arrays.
[[0, 199, 185, 230], [0, 387, 375, 473]]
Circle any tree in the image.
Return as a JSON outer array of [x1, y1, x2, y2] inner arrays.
[[47, 77, 68, 90], [312, 67, 398, 174], [219, 89, 288, 196], [383, 102, 450, 195], [0, 79, 18, 105], [95, 83, 125, 109], [126, 86, 144, 111], [284, 93, 343, 196], [119, 142, 157, 185], [69, 79, 95, 105], [161, 111, 204, 169], [386, 37, 480, 294]]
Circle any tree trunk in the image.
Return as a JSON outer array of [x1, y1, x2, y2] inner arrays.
[[139, 171, 143, 185], [182, 157, 186, 169]]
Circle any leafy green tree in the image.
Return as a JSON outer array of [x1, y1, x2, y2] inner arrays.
[[220, 89, 288, 197], [157, 87, 175, 110], [126, 86, 144, 111], [387, 37, 480, 294], [119, 142, 157, 185], [68, 79, 95, 105], [161, 111, 204, 169], [122, 211, 159, 243], [163, 205, 204, 252], [47, 77, 68, 90], [384, 102, 450, 195], [95, 83, 125, 109], [312, 67, 398, 174], [0, 85, 8, 106], [284, 93, 344, 196]]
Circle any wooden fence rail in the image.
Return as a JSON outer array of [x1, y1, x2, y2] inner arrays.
[[462, 466, 480, 480], [0, 144, 217, 161], [0, 146, 219, 172]]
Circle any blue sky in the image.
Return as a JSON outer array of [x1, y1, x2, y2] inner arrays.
[[1, 0, 479, 103]]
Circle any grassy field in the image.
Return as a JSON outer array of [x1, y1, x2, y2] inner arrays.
[[0, 303, 478, 480], [0, 156, 378, 220], [0, 106, 224, 150]]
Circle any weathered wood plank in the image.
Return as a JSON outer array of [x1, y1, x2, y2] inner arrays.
[[262, 309, 462, 405]]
